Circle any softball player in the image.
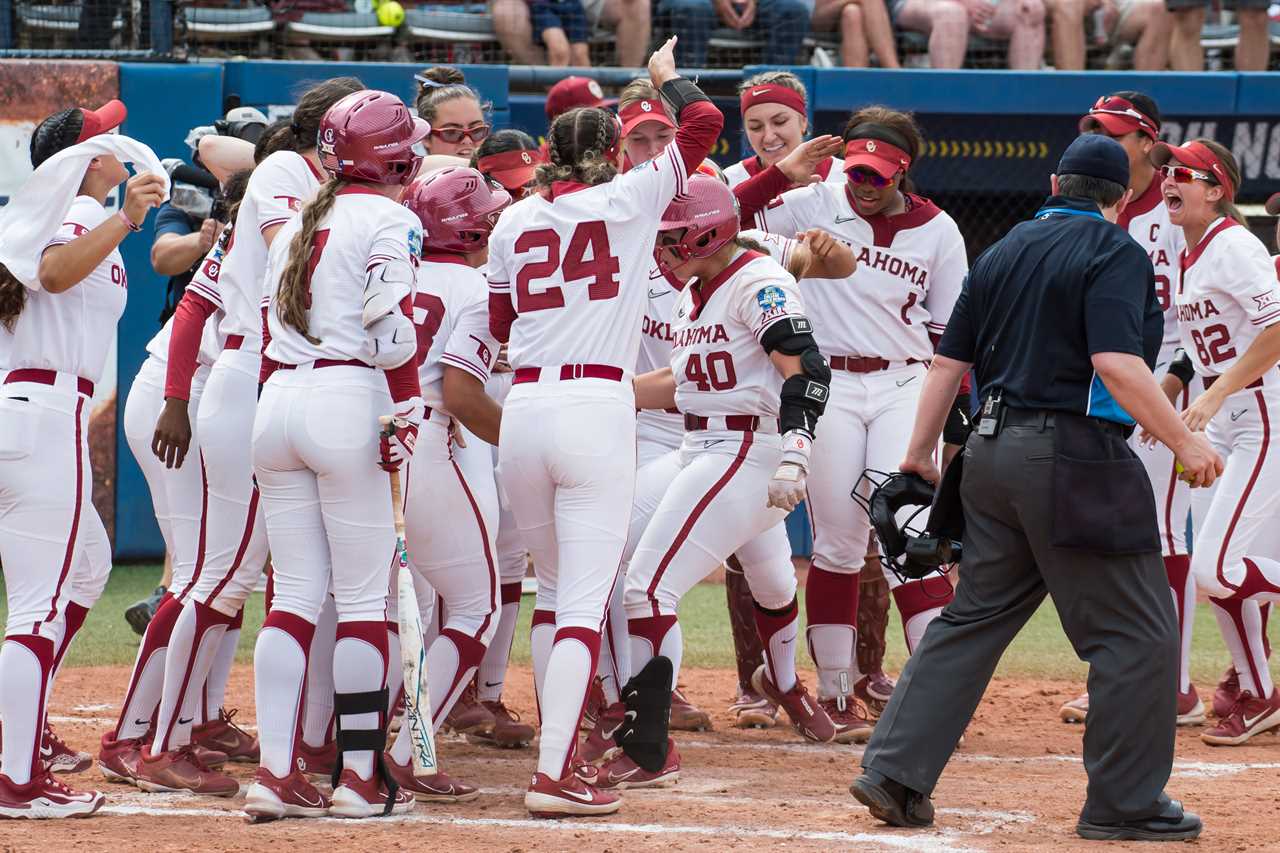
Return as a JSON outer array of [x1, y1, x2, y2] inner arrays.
[[725, 71, 844, 191], [486, 37, 721, 817], [0, 104, 166, 818], [138, 79, 363, 799], [610, 177, 835, 788], [1062, 93, 1203, 726], [1153, 139, 1280, 746], [246, 89, 427, 821], [755, 106, 968, 731], [381, 166, 510, 801]]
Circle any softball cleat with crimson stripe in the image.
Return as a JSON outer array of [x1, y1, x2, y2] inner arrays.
[[1201, 689, 1280, 746], [598, 738, 680, 790], [525, 771, 620, 818], [751, 665, 835, 743], [243, 767, 331, 822], [329, 769, 416, 818], [384, 753, 479, 803], [0, 771, 105, 820]]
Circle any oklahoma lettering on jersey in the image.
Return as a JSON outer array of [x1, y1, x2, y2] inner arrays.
[[0, 195, 126, 384], [413, 255, 498, 415], [1176, 217, 1280, 380], [264, 187, 423, 366], [754, 182, 967, 362], [215, 149, 325, 347], [723, 155, 843, 191], [1118, 178, 1184, 347], [487, 140, 690, 372], [670, 250, 804, 417]]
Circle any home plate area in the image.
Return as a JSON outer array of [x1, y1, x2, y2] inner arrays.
[[31, 665, 1280, 852]]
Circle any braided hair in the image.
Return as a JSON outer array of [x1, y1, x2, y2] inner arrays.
[[276, 179, 343, 343], [535, 107, 618, 189]]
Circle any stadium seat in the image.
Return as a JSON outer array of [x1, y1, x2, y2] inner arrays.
[[16, 3, 122, 34], [403, 3, 497, 44], [286, 9, 394, 43], [1200, 22, 1239, 50], [182, 5, 276, 43]]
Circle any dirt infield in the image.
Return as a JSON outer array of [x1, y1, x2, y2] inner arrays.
[[27, 664, 1280, 852]]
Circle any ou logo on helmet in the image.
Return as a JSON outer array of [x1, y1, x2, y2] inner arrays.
[[323, 127, 336, 143]]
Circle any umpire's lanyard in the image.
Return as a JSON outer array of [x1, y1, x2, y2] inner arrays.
[[1035, 207, 1105, 222]]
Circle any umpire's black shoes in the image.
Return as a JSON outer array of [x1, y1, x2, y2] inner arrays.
[[849, 769, 935, 827], [1076, 799, 1202, 842]]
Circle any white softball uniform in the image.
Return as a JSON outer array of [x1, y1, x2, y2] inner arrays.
[[1120, 182, 1193, 557], [0, 196, 125, 640], [724, 155, 843, 191], [1176, 217, 1280, 600], [636, 270, 685, 465], [624, 250, 803, 625], [756, 185, 967, 577], [255, 188, 423, 624]]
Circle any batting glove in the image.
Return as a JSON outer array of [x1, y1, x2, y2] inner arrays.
[[379, 396, 425, 472], [768, 430, 812, 511]]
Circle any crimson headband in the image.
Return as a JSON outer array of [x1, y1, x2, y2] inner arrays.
[[1081, 95, 1159, 141], [478, 148, 545, 175], [739, 84, 807, 117]]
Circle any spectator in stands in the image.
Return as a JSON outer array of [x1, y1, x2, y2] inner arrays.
[[531, 0, 592, 64], [545, 76, 617, 121], [811, 0, 901, 66], [1167, 0, 1269, 70], [1040, 0, 1101, 67], [492, 0, 651, 66], [474, 130, 545, 198], [893, 0, 1046, 69], [1098, 0, 1171, 70], [658, 0, 815, 66], [415, 67, 493, 160]]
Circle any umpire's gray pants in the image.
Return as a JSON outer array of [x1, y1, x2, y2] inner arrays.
[[861, 421, 1179, 824]]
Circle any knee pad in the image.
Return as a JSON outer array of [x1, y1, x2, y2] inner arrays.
[[617, 656, 673, 773]]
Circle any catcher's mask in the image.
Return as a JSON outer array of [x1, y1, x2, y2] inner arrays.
[[853, 470, 960, 582]]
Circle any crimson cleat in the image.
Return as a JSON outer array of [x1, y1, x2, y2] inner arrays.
[[1213, 666, 1241, 720], [296, 739, 337, 779], [820, 696, 873, 744], [728, 686, 778, 729], [525, 771, 620, 818], [329, 768, 416, 818], [467, 700, 535, 749], [578, 701, 625, 764], [134, 745, 239, 797], [243, 767, 330, 822], [1201, 689, 1280, 746], [751, 665, 835, 743], [853, 672, 895, 719], [96, 733, 145, 784], [581, 677, 606, 732], [1060, 692, 1089, 724], [0, 771, 105, 820], [192, 709, 259, 762], [41, 723, 91, 774], [384, 753, 479, 803], [443, 682, 495, 737], [1177, 685, 1206, 726], [670, 687, 711, 732], [598, 738, 680, 790]]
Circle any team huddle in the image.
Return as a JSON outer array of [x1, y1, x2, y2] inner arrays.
[[1, 34, 1279, 827]]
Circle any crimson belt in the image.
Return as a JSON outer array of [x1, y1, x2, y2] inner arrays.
[[512, 364, 624, 384], [4, 368, 94, 397], [683, 414, 778, 432]]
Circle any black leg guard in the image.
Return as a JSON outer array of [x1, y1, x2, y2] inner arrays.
[[616, 656, 673, 773], [333, 687, 398, 815]]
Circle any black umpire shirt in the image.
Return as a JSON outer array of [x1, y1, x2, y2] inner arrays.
[[938, 195, 1162, 425]]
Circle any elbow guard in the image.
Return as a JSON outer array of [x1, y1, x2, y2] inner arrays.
[[779, 348, 831, 437], [660, 77, 710, 118], [760, 316, 814, 355], [362, 259, 415, 328], [1167, 347, 1196, 388], [367, 311, 417, 370]]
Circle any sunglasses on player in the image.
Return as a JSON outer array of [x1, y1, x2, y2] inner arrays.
[[847, 168, 896, 189], [1159, 164, 1217, 186], [431, 123, 491, 144]]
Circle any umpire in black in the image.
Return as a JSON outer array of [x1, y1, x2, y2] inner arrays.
[[848, 134, 1222, 842]]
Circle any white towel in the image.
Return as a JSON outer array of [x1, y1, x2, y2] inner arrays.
[[0, 134, 170, 290]]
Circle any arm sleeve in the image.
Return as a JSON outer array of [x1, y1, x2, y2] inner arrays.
[[617, 99, 724, 216], [1084, 241, 1154, 356], [735, 273, 807, 343], [442, 290, 498, 384], [733, 166, 794, 228], [164, 289, 219, 400], [154, 204, 196, 238], [752, 187, 805, 238], [922, 221, 969, 337], [936, 277, 977, 363], [384, 356, 422, 403]]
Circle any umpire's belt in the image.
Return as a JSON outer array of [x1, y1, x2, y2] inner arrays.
[[1002, 407, 1128, 438]]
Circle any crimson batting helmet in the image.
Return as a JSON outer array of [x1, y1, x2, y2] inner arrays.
[[403, 166, 512, 254], [317, 89, 429, 186], [654, 175, 740, 275]]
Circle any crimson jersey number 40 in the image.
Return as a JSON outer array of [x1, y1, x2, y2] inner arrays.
[[685, 351, 737, 391], [514, 222, 620, 310]]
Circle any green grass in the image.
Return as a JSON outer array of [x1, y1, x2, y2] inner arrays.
[[2, 563, 1249, 684]]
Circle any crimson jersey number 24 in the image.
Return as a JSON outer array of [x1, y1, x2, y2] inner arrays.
[[514, 222, 621, 310]]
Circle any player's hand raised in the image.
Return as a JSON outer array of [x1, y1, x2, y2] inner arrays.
[[648, 37, 680, 87], [775, 135, 843, 187]]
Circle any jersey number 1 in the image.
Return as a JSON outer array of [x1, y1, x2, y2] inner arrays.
[[514, 222, 621, 311]]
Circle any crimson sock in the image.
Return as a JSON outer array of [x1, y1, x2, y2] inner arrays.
[[805, 565, 859, 699], [113, 593, 183, 741], [754, 598, 799, 693], [892, 575, 953, 654]]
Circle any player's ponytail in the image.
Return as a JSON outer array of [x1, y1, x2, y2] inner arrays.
[[536, 107, 617, 190], [1195, 138, 1247, 226], [276, 179, 341, 343], [258, 77, 364, 158], [0, 263, 26, 333]]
